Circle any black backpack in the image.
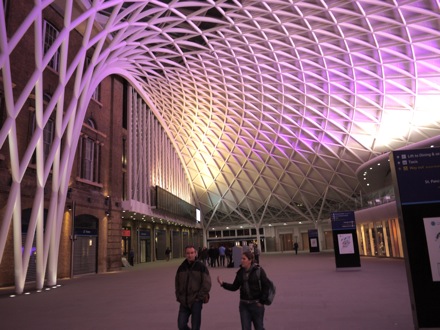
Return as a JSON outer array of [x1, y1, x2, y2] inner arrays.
[[256, 267, 276, 305]]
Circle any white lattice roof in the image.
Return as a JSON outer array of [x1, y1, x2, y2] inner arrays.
[[2, 0, 440, 229]]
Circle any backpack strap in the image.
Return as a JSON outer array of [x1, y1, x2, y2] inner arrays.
[[255, 266, 262, 292]]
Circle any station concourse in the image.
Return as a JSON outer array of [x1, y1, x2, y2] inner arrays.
[[1, 2, 439, 329], [0, 252, 412, 330]]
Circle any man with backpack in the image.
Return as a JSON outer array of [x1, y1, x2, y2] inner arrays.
[[217, 251, 274, 330]]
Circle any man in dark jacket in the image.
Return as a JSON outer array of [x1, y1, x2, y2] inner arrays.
[[217, 251, 270, 330], [175, 245, 212, 330]]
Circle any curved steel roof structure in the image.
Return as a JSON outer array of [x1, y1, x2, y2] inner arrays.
[[2, 0, 440, 232]]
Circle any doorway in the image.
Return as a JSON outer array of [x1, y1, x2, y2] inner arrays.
[[279, 233, 293, 251]]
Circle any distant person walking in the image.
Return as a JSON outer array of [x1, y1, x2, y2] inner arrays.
[[217, 251, 271, 330], [254, 244, 260, 264], [293, 242, 299, 255], [175, 245, 211, 330], [200, 246, 209, 265], [208, 246, 217, 267], [165, 247, 171, 261], [226, 246, 233, 267], [219, 244, 226, 267]]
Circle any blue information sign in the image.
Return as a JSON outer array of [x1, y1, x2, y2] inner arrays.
[[391, 147, 440, 328], [330, 211, 360, 269], [331, 211, 356, 231], [74, 228, 98, 236], [392, 148, 440, 205]]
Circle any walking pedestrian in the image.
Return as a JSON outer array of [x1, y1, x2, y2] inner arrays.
[[293, 242, 299, 255], [175, 245, 211, 330]]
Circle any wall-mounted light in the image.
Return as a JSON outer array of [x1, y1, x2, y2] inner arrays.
[[105, 195, 110, 206], [105, 210, 111, 217]]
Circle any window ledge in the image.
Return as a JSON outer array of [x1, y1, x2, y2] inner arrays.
[[91, 97, 103, 107], [75, 177, 103, 188]]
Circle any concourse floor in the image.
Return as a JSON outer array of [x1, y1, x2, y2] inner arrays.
[[0, 252, 413, 330]]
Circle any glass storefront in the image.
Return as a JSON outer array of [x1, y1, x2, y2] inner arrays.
[[357, 218, 403, 258]]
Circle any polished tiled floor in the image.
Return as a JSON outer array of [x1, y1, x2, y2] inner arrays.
[[0, 252, 413, 329]]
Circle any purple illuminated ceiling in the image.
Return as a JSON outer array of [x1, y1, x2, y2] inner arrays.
[[1, 0, 440, 228]]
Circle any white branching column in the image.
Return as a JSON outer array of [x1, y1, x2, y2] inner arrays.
[[0, 0, 141, 294]]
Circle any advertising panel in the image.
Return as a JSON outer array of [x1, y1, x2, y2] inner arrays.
[[308, 229, 320, 252], [331, 211, 360, 268]]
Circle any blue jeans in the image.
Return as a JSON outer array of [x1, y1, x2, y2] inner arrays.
[[239, 301, 265, 330], [178, 300, 203, 330]]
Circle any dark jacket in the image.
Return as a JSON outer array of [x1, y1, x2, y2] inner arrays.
[[221, 264, 270, 304], [175, 259, 211, 307]]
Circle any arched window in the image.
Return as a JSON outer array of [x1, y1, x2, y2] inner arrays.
[[85, 56, 101, 101], [42, 118, 54, 160], [43, 20, 60, 72], [30, 93, 54, 163], [78, 118, 101, 183]]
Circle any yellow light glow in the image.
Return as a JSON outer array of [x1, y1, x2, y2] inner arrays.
[[414, 95, 440, 125], [375, 110, 410, 147]]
